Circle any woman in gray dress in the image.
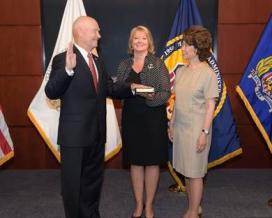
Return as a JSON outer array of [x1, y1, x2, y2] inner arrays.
[[169, 26, 218, 218]]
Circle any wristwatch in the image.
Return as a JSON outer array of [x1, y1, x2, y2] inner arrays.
[[202, 129, 209, 135]]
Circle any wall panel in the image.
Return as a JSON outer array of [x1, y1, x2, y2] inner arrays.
[[223, 74, 253, 125], [0, 0, 46, 169], [218, 24, 265, 74], [0, 0, 40, 25], [222, 125, 272, 168], [218, 0, 272, 167], [0, 76, 42, 126], [0, 27, 42, 76], [2, 127, 47, 169], [219, 0, 272, 24]]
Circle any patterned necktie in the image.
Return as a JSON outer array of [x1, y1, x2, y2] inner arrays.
[[87, 53, 98, 92]]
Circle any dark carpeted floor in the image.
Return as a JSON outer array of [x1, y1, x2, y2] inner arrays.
[[0, 169, 272, 218]]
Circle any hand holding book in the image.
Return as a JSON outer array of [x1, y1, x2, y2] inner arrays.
[[131, 83, 155, 99]]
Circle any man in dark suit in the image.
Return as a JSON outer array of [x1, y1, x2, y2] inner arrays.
[[45, 16, 108, 218]]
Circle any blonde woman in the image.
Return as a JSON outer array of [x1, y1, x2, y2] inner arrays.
[[114, 25, 170, 218]]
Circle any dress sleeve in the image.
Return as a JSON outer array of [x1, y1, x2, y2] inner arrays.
[[203, 68, 219, 99], [145, 59, 171, 107]]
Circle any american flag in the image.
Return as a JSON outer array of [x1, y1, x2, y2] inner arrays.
[[0, 106, 14, 166]]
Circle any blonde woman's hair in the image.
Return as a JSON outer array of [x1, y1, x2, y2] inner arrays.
[[128, 25, 155, 55]]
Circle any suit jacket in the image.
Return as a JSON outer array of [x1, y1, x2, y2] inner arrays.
[[115, 54, 171, 107], [45, 47, 108, 147]]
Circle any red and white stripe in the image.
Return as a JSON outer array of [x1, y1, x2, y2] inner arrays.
[[0, 106, 14, 165]]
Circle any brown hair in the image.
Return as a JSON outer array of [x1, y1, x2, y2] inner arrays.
[[183, 26, 212, 62], [128, 25, 155, 55]]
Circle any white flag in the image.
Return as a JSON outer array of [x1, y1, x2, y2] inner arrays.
[[0, 106, 14, 166], [27, 0, 121, 161]]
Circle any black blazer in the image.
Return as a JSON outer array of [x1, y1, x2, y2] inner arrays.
[[45, 47, 108, 147]]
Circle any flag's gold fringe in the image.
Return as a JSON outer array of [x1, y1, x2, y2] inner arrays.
[[167, 161, 186, 192], [236, 86, 272, 153], [214, 83, 227, 117], [208, 148, 243, 168], [104, 143, 122, 161], [0, 151, 14, 166], [166, 35, 183, 47], [28, 110, 121, 162], [27, 110, 61, 162]]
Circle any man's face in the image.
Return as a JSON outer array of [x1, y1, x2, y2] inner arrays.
[[80, 19, 101, 50]]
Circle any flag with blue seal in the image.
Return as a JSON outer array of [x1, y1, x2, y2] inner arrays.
[[236, 15, 272, 153]]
